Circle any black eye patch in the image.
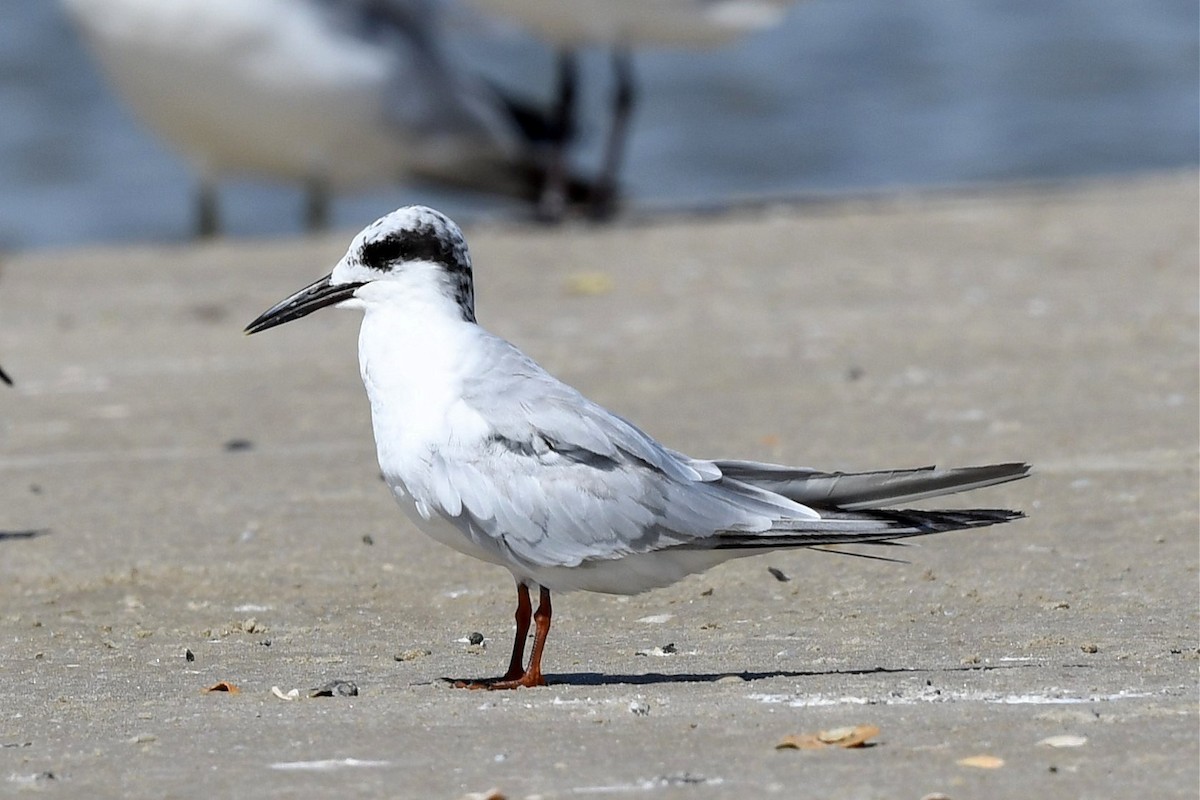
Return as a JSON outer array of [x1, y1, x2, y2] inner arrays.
[[360, 224, 462, 273]]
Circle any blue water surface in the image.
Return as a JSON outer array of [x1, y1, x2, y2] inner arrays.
[[0, 0, 1196, 250]]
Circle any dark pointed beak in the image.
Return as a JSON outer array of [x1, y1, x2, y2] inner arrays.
[[244, 274, 364, 335]]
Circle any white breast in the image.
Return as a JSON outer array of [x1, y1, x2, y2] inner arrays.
[[356, 293, 506, 566]]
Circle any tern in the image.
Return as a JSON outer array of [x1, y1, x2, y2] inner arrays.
[[62, 0, 577, 236], [245, 205, 1029, 689], [467, 0, 800, 217]]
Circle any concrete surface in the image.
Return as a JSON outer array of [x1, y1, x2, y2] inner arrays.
[[1, 172, 1197, 799]]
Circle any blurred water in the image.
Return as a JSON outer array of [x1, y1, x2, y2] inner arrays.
[[0, 0, 1196, 250]]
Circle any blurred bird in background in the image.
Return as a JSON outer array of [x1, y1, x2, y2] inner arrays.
[[61, 0, 583, 236], [466, 0, 799, 218]]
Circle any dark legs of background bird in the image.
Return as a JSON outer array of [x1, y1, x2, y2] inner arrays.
[[536, 50, 579, 222], [590, 46, 635, 220], [195, 176, 329, 237], [451, 582, 551, 689], [196, 179, 219, 238], [303, 175, 331, 233]]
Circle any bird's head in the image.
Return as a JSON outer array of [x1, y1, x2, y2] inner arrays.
[[244, 205, 475, 335]]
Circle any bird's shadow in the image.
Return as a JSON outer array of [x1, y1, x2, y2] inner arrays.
[[541, 661, 1087, 688], [0, 529, 49, 542]]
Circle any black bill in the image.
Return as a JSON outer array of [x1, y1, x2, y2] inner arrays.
[[244, 274, 364, 335]]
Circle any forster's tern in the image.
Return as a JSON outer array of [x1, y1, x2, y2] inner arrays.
[[468, 0, 799, 217], [62, 0, 572, 236], [246, 205, 1029, 689]]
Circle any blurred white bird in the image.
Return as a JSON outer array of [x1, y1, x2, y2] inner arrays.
[[467, 0, 800, 218], [61, 0, 578, 236], [246, 204, 1030, 689]]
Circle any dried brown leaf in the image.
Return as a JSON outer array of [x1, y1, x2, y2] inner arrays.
[[775, 733, 826, 750], [203, 681, 240, 694], [776, 724, 880, 750], [818, 725, 880, 747]]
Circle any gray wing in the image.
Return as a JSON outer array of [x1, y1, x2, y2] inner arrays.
[[442, 335, 814, 568], [324, 0, 523, 160], [441, 334, 1026, 569]]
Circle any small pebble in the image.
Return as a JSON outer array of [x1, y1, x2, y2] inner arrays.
[[309, 680, 358, 698], [362, 534, 375, 546], [468, 632, 485, 646], [1080, 643, 1098, 653], [395, 648, 432, 662], [1039, 734, 1087, 748], [628, 699, 650, 716], [184, 648, 195, 662], [223, 438, 254, 452]]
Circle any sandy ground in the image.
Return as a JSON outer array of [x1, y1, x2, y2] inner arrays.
[[0, 172, 1197, 799]]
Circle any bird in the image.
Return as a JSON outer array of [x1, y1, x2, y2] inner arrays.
[[60, 0, 579, 237], [465, 0, 800, 218], [245, 205, 1030, 689]]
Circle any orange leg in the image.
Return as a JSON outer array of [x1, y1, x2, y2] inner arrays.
[[499, 583, 533, 682], [451, 584, 551, 690]]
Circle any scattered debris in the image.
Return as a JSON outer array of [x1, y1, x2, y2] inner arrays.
[[239, 618, 265, 634], [767, 566, 790, 583], [7, 772, 56, 785], [203, 681, 240, 694], [223, 438, 254, 452], [1038, 734, 1087, 748], [700, 587, 714, 597], [362, 534, 375, 546], [271, 686, 300, 701], [270, 758, 390, 771], [956, 755, 1005, 769], [635, 643, 677, 657], [715, 675, 745, 684], [564, 272, 613, 296], [653, 773, 712, 787], [468, 632, 485, 646], [309, 680, 358, 698], [395, 648, 432, 662], [460, 789, 506, 800], [184, 648, 195, 663], [636, 613, 673, 624], [629, 698, 651, 716], [776, 724, 880, 750], [128, 733, 157, 744], [1080, 643, 1098, 653]]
